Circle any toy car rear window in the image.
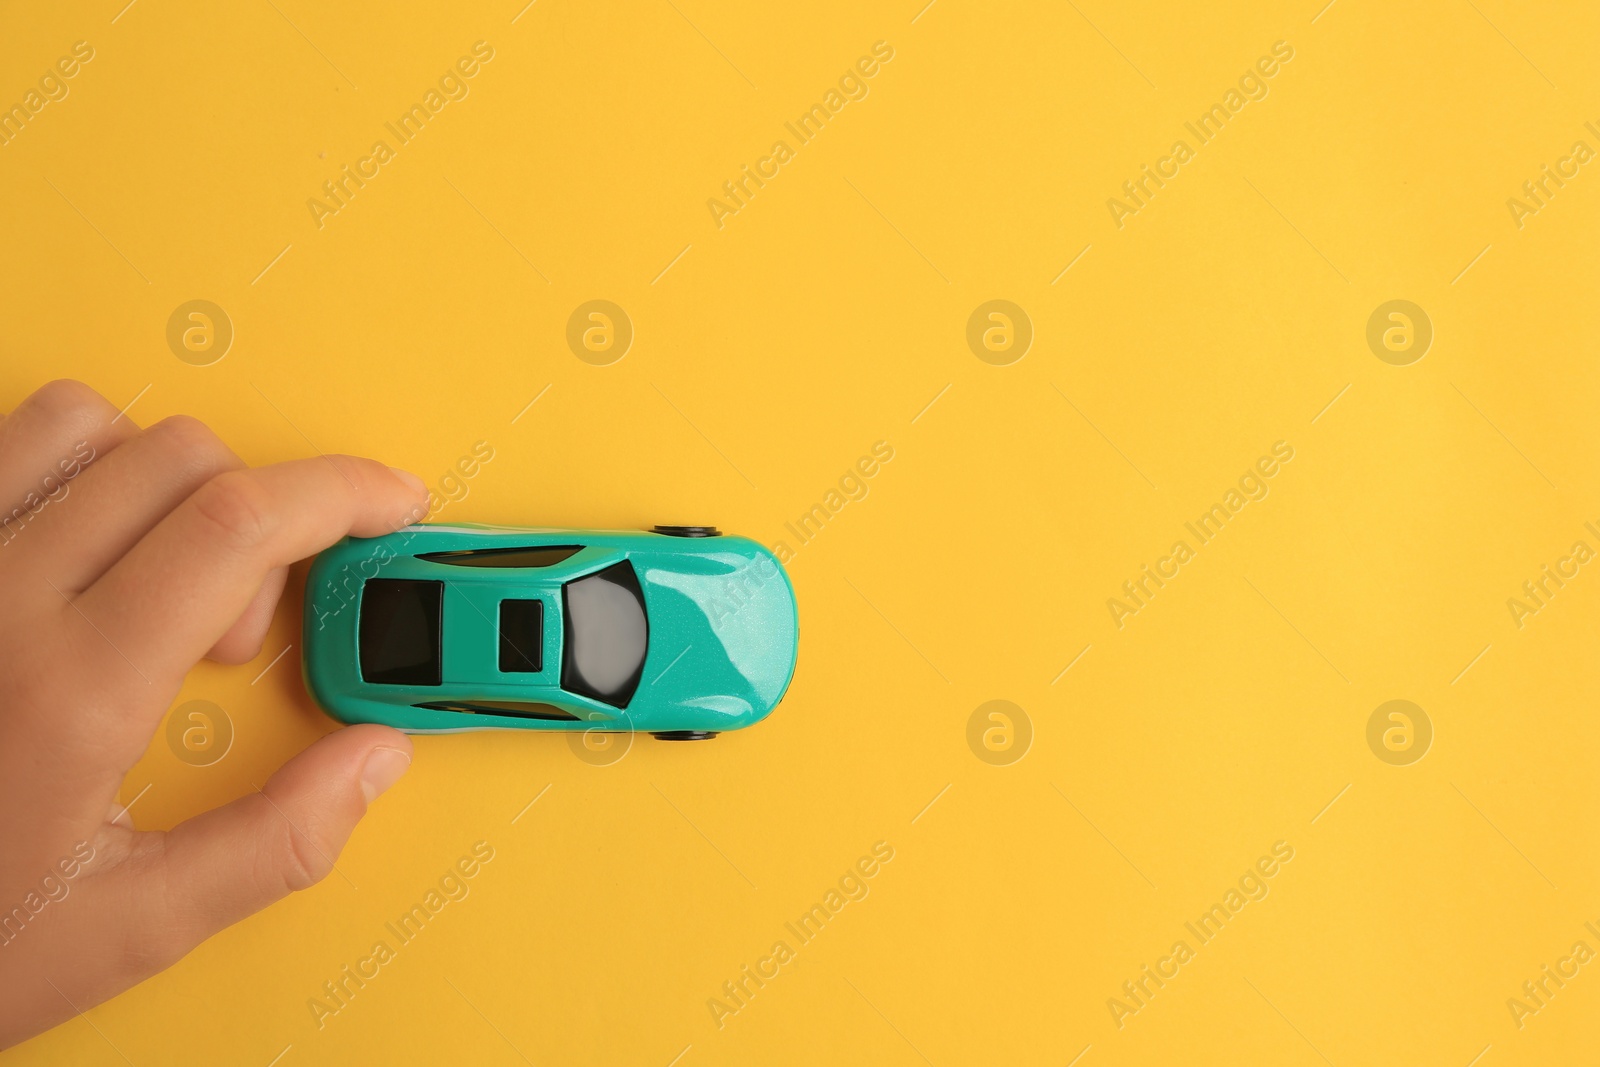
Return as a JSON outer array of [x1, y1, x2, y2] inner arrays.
[[359, 579, 443, 686], [561, 561, 648, 709], [416, 546, 584, 568]]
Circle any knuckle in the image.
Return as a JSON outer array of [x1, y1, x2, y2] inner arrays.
[[190, 472, 274, 552], [272, 810, 334, 894], [108, 837, 193, 977], [23, 379, 113, 425], [149, 414, 222, 458], [148, 415, 235, 479]]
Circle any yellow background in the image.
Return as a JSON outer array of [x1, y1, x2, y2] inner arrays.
[[3, 0, 1600, 1063]]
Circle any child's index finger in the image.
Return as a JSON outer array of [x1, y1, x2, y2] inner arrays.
[[73, 455, 427, 703]]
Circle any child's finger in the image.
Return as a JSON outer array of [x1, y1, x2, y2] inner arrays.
[[205, 565, 289, 664], [41, 726, 409, 1011], [0, 380, 135, 527], [140, 725, 411, 959], [6, 415, 244, 594], [75, 455, 427, 700]]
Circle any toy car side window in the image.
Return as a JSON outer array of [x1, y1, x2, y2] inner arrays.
[[561, 561, 648, 709], [416, 546, 584, 568], [413, 700, 578, 721], [359, 579, 444, 686], [498, 599, 543, 672]]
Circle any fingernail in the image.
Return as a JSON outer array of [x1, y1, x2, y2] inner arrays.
[[360, 746, 412, 803], [387, 466, 427, 494]]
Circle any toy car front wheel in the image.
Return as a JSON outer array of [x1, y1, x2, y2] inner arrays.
[[651, 525, 721, 537], [652, 731, 718, 741]]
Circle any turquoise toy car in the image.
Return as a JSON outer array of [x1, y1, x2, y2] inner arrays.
[[302, 524, 797, 739]]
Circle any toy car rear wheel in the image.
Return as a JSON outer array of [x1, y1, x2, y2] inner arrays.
[[652, 730, 718, 741], [651, 525, 720, 537]]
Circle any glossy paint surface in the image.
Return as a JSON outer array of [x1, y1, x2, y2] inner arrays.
[[303, 524, 798, 734]]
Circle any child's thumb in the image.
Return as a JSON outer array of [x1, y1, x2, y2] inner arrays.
[[146, 724, 411, 957]]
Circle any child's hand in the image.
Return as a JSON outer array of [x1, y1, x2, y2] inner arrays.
[[0, 380, 429, 1048]]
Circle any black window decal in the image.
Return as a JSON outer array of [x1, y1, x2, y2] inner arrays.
[[359, 579, 444, 686], [413, 700, 579, 721], [416, 546, 584, 568], [498, 599, 544, 673]]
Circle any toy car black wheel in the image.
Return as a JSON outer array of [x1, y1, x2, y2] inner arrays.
[[652, 730, 718, 741], [651, 525, 721, 538]]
